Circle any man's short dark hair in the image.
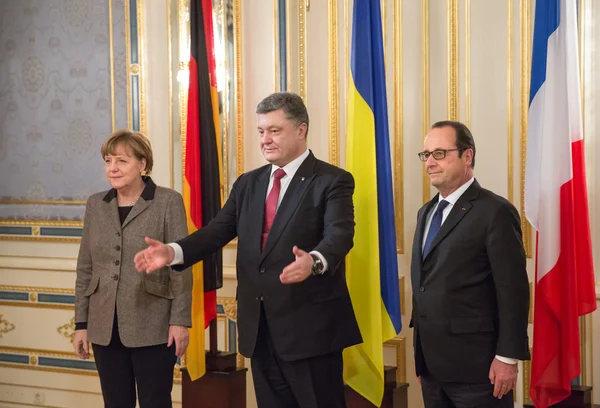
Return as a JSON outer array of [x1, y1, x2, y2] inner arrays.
[[256, 92, 310, 137], [431, 120, 476, 168]]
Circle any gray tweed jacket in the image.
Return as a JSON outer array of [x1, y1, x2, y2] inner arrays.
[[74, 177, 192, 347]]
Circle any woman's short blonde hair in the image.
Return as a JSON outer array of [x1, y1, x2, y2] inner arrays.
[[100, 129, 154, 174]]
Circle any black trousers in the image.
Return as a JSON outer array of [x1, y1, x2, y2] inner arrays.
[[421, 373, 514, 408], [251, 304, 346, 408], [92, 315, 177, 408]]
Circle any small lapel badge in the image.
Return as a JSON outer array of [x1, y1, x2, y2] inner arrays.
[[301, 177, 305, 182], [461, 207, 466, 211]]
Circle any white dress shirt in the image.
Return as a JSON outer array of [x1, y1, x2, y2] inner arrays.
[[168, 148, 328, 271], [422, 177, 517, 365]]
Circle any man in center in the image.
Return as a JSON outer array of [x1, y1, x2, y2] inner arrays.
[[134, 92, 362, 408]]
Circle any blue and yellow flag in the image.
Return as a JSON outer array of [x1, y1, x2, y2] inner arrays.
[[343, 0, 402, 405]]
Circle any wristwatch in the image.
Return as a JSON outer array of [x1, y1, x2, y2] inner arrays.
[[310, 254, 325, 276]]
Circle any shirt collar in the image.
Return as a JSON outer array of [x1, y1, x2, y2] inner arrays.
[[270, 148, 310, 179], [438, 177, 475, 206], [102, 176, 156, 202]]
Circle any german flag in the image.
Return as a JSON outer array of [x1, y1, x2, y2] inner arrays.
[[183, 0, 223, 381]]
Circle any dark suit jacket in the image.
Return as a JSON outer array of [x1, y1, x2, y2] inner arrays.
[[75, 177, 193, 347], [175, 151, 362, 360], [410, 180, 530, 383]]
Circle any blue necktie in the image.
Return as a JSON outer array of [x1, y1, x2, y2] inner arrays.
[[423, 200, 449, 257]]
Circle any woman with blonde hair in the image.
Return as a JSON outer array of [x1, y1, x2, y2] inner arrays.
[[73, 129, 192, 408]]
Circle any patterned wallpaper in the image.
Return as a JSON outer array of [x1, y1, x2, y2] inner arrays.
[[0, 0, 129, 221]]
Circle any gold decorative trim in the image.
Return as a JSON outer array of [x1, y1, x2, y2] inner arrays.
[[217, 297, 245, 368], [0, 346, 182, 383], [0, 255, 77, 261], [0, 364, 96, 378], [0, 346, 89, 360], [580, 315, 588, 385], [299, 0, 307, 101], [138, 0, 146, 135], [507, 0, 514, 204], [125, 0, 133, 129], [179, 0, 189, 191], [528, 281, 532, 323], [0, 286, 75, 310], [0, 302, 73, 310], [235, 0, 244, 176], [286, 0, 292, 90], [110, 0, 116, 132], [579, 0, 585, 115], [57, 317, 76, 343], [422, 0, 430, 204], [0, 220, 83, 227], [394, 0, 403, 253], [0, 286, 74, 294], [131, 64, 140, 74], [399, 275, 405, 315], [274, 0, 280, 91], [381, 0, 386, 64], [522, 347, 532, 404], [0, 200, 86, 206], [0, 219, 82, 241], [0, 237, 80, 244], [519, 0, 532, 257], [0, 314, 16, 338], [328, 0, 339, 166], [167, 0, 174, 188], [447, 0, 459, 121], [384, 336, 406, 384], [344, 0, 350, 168], [465, 0, 470, 128]]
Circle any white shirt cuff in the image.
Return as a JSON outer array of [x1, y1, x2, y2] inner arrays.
[[309, 250, 328, 272], [495, 355, 518, 364], [167, 243, 184, 266]]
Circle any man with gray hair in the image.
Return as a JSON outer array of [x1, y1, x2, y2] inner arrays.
[[135, 92, 362, 407]]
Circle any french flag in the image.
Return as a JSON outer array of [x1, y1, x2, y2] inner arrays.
[[525, 1, 597, 407]]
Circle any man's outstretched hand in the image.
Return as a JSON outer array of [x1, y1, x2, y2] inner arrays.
[[280, 246, 313, 284], [134, 237, 175, 273]]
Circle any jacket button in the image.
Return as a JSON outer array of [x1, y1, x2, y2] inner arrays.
[[114, 245, 121, 251], [419, 286, 425, 292], [260, 268, 265, 274], [114, 260, 120, 266], [112, 275, 119, 281]]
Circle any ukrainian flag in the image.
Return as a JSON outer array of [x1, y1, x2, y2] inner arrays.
[[343, 0, 402, 405]]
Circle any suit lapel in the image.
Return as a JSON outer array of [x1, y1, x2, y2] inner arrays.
[[422, 180, 481, 261], [260, 154, 316, 262], [121, 198, 151, 229], [249, 166, 271, 257], [103, 199, 121, 233], [412, 198, 437, 289]]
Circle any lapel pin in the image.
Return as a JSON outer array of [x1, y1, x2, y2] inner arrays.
[[301, 177, 305, 182], [461, 207, 466, 211]]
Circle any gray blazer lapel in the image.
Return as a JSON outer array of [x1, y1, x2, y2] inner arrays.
[[121, 199, 151, 229]]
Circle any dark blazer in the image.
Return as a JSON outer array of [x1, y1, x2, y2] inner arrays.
[[174, 151, 362, 360], [75, 178, 193, 347], [410, 180, 530, 383]]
